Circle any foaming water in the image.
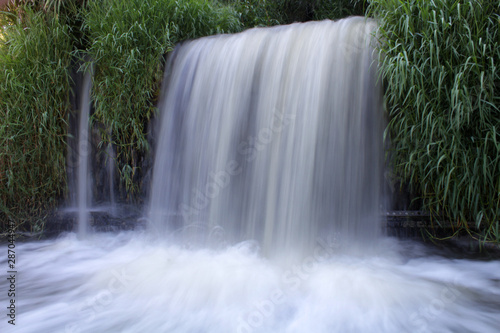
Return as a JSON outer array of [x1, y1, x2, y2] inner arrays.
[[149, 18, 384, 254], [1, 232, 499, 333]]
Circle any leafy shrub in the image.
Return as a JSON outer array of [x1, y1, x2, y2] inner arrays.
[[370, 0, 500, 241]]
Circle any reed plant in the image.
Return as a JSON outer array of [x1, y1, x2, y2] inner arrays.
[[0, 9, 73, 231], [83, 0, 241, 197], [369, 0, 500, 242]]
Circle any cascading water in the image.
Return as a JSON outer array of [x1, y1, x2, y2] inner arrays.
[[149, 18, 383, 255], [2, 18, 500, 333], [106, 138, 117, 216], [77, 67, 93, 237]]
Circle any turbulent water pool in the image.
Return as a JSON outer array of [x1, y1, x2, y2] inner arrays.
[[2, 231, 499, 333]]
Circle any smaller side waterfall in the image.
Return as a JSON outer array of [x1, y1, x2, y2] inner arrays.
[[77, 68, 93, 237], [66, 62, 133, 234], [105, 137, 117, 216]]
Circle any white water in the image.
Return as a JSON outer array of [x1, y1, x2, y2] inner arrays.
[[150, 18, 384, 255], [77, 68, 93, 237], [1, 232, 499, 333]]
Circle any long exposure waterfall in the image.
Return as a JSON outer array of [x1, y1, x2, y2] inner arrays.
[[2, 18, 500, 333], [149, 18, 383, 254]]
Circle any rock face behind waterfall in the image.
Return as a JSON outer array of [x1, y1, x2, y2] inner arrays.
[[149, 17, 384, 255]]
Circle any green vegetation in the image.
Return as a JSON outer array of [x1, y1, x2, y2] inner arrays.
[[223, 0, 366, 28], [0, 0, 243, 230], [83, 0, 241, 195], [221, 0, 280, 27], [369, 0, 500, 242], [0, 0, 364, 229], [0, 9, 73, 231]]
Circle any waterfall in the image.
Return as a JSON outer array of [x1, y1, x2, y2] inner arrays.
[[77, 67, 93, 237], [8, 18, 500, 333], [149, 17, 384, 254]]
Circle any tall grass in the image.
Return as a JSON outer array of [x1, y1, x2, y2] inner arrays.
[[369, 0, 500, 242], [83, 0, 241, 197], [0, 9, 73, 231]]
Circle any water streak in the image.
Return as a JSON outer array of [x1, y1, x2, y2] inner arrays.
[[77, 67, 93, 237], [106, 137, 117, 216]]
